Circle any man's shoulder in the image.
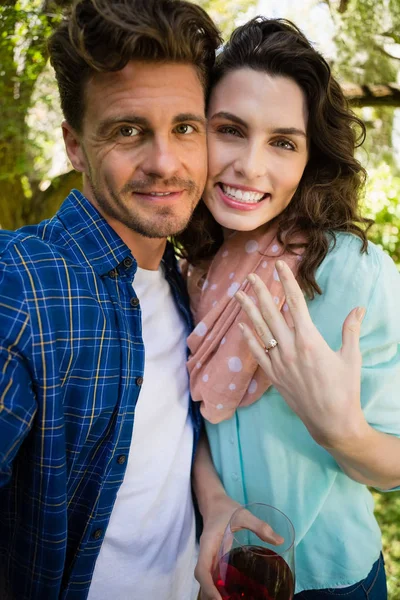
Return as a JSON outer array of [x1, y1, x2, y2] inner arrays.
[[0, 217, 65, 265], [0, 217, 73, 298]]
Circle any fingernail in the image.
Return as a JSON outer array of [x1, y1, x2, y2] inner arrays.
[[355, 307, 366, 322], [248, 273, 256, 284], [235, 291, 244, 301], [238, 322, 244, 332], [276, 260, 284, 270]]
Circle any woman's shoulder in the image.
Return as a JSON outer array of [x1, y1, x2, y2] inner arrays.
[[308, 232, 399, 351], [325, 231, 390, 268], [317, 232, 398, 299]]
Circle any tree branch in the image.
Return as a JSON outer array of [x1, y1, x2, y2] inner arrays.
[[338, 0, 350, 14], [372, 42, 400, 63], [26, 169, 82, 224], [342, 82, 400, 107], [381, 30, 400, 45]]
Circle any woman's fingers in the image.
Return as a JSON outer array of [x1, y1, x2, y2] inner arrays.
[[238, 322, 274, 377], [235, 291, 276, 349], [231, 508, 284, 546], [197, 576, 222, 600], [274, 261, 313, 331], [340, 306, 365, 364], [195, 533, 223, 600], [245, 273, 288, 340], [196, 508, 284, 600], [235, 273, 291, 350]]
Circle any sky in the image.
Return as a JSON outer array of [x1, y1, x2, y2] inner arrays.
[[254, 0, 336, 59]]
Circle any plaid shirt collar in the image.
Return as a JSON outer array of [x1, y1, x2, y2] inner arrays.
[[56, 189, 176, 277], [57, 189, 132, 276]]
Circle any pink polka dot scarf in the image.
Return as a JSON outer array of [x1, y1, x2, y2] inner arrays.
[[187, 226, 303, 424]]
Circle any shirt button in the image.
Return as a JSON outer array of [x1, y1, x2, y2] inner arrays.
[[108, 268, 118, 278], [136, 376, 144, 386], [130, 297, 140, 308], [123, 257, 133, 268], [230, 437, 235, 445], [117, 455, 127, 465], [92, 528, 103, 540], [231, 473, 239, 481]]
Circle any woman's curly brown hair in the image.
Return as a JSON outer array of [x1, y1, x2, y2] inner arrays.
[[174, 17, 372, 298]]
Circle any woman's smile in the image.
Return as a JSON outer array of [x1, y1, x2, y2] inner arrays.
[[216, 182, 271, 211]]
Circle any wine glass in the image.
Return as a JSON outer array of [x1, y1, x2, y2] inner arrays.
[[213, 503, 295, 600]]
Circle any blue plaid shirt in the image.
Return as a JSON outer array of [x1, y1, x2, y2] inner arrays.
[[0, 190, 201, 600]]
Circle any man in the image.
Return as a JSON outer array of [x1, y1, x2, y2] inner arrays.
[[0, 1, 222, 598]]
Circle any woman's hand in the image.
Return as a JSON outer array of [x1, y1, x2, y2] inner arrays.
[[195, 495, 283, 600], [235, 259, 367, 448], [195, 494, 239, 600]]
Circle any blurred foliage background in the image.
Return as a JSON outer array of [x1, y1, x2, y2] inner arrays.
[[1, 0, 399, 596]]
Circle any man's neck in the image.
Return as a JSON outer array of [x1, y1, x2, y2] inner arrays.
[[85, 194, 166, 271], [107, 218, 167, 270]]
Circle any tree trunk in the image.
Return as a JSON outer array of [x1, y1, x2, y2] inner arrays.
[[27, 170, 83, 225]]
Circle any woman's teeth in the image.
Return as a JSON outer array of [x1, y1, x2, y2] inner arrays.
[[221, 184, 265, 203]]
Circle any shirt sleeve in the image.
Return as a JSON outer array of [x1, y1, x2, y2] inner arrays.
[[314, 237, 400, 491], [0, 261, 36, 487], [360, 248, 400, 442]]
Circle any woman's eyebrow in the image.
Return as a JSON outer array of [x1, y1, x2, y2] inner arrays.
[[209, 113, 306, 138], [209, 111, 247, 128], [272, 127, 307, 138]]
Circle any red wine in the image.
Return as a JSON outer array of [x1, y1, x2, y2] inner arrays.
[[213, 546, 294, 600]]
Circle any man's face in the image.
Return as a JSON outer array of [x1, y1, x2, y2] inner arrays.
[[65, 61, 208, 240]]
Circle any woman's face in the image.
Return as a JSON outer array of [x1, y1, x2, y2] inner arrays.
[[205, 68, 309, 232]]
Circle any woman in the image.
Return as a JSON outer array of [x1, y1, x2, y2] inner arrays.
[[177, 17, 400, 600]]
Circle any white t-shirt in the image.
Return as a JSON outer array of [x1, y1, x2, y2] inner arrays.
[[88, 265, 199, 600]]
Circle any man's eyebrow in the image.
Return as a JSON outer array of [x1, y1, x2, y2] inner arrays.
[[172, 113, 207, 127], [210, 112, 307, 138], [97, 115, 151, 136], [97, 113, 207, 136]]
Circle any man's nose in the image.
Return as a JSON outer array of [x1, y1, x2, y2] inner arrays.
[[140, 137, 181, 180]]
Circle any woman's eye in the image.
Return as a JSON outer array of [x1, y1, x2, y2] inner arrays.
[[219, 126, 242, 137], [120, 126, 140, 137], [273, 139, 295, 151], [175, 124, 195, 134]]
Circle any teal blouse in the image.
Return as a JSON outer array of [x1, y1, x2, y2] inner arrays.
[[205, 233, 400, 593]]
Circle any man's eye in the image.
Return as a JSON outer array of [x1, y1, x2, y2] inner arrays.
[[175, 124, 195, 134], [120, 126, 140, 137]]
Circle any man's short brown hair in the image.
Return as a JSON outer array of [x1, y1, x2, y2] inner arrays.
[[48, 0, 222, 132]]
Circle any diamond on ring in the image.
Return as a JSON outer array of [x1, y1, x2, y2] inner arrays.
[[265, 338, 278, 353]]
